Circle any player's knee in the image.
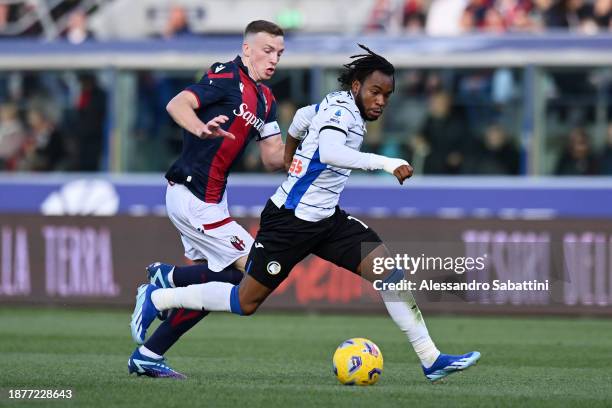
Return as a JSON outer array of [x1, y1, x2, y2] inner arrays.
[[239, 299, 260, 316], [358, 244, 390, 277]]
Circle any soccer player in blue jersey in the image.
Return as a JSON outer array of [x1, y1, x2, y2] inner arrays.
[[128, 20, 289, 379], [132, 45, 480, 382]]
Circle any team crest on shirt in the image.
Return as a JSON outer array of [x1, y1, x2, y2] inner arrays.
[[329, 109, 343, 124], [230, 236, 245, 251]]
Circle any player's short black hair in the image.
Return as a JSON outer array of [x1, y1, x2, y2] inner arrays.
[[338, 44, 395, 90], [244, 20, 284, 37]]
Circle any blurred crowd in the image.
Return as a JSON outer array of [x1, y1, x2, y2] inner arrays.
[[0, 1, 611, 175], [0, 1, 95, 40], [401, 90, 612, 176], [0, 73, 107, 172], [2, 1, 612, 40], [367, 0, 612, 35], [0, 1, 193, 41], [1, 66, 611, 176]]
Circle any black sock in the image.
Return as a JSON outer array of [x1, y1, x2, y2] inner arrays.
[[173, 263, 243, 287], [144, 309, 209, 356]]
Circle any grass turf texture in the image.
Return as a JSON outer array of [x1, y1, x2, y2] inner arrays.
[[0, 308, 610, 408]]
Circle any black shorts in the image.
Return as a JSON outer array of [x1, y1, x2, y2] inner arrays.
[[245, 200, 383, 289]]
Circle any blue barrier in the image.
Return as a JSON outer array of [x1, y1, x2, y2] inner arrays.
[[0, 174, 610, 219]]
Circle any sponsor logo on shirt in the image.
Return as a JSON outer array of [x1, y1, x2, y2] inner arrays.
[[232, 103, 265, 132]]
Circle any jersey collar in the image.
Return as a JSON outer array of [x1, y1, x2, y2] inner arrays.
[[235, 55, 260, 86]]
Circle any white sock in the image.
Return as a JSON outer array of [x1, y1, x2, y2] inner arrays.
[[380, 289, 440, 368], [151, 282, 233, 312], [139, 345, 162, 359]]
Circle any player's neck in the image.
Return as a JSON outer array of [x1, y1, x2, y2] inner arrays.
[[241, 56, 262, 83], [350, 90, 367, 120]]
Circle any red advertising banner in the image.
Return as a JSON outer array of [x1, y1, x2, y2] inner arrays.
[[0, 215, 611, 315]]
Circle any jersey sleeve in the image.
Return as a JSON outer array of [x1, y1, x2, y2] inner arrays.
[[257, 91, 281, 141], [319, 127, 379, 171], [288, 104, 318, 140], [318, 104, 354, 136], [184, 62, 234, 109]]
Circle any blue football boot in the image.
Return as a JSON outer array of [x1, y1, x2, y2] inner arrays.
[[128, 347, 186, 379], [147, 262, 175, 288], [423, 351, 481, 382], [146, 262, 176, 320], [130, 284, 160, 345]]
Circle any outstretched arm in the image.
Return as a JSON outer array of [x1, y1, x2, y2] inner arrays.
[[318, 128, 413, 185], [166, 91, 234, 139]]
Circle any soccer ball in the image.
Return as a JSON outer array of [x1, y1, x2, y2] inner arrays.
[[332, 338, 383, 386]]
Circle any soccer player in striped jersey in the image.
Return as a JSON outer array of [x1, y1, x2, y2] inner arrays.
[[128, 20, 288, 379], [132, 45, 480, 382]]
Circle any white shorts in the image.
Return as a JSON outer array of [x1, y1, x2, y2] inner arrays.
[[165, 183, 254, 272]]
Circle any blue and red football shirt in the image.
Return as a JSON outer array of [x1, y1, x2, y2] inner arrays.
[[165, 56, 280, 203]]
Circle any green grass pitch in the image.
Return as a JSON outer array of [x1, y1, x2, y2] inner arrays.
[[0, 308, 610, 408]]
